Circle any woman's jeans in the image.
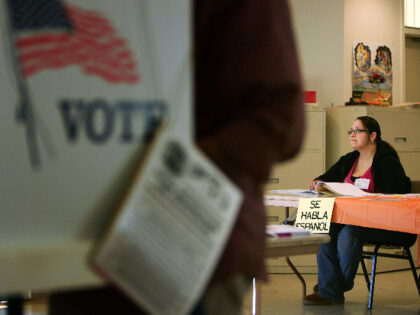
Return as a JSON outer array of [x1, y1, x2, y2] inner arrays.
[[317, 223, 417, 302], [317, 223, 363, 301]]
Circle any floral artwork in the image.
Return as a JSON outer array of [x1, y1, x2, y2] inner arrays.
[[352, 41, 392, 106], [354, 42, 371, 72], [368, 72, 386, 85]]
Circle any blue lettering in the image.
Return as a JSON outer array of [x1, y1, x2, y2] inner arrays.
[[58, 99, 168, 144], [85, 99, 115, 143], [142, 100, 166, 142], [117, 101, 136, 142], [58, 99, 85, 142]]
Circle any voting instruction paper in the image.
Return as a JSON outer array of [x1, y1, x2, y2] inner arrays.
[[90, 126, 243, 315]]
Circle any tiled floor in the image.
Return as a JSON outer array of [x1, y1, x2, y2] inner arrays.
[[243, 270, 420, 314], [0, 270, 418, 314]]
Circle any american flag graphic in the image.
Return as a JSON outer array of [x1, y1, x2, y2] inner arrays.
[[7, 0, 140, 84]]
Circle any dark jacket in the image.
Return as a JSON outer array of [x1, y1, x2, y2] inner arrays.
[[316, 142, 416, 246], [195, 0, 304, 282], [315, 141, 411, 194]]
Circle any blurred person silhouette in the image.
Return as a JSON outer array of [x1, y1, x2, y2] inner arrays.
[[192, 0, 304, 313], [48, 1, 304, 314]]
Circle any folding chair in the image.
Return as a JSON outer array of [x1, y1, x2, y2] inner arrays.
[[360, 239, 420, 309], [360, 180, 420, 309]]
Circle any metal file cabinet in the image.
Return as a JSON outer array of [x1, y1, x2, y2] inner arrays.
[[265, 106, 326, 273], [265, 106, 326, 192], [325, 105, 420, 180]]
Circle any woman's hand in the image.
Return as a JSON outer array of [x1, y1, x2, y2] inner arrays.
[[309, 180, 322, 190]]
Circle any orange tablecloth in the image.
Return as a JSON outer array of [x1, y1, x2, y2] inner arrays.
[[331, 195, 420, 264]]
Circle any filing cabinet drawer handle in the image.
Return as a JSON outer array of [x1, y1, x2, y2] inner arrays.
[[394, 137, 407, 143]]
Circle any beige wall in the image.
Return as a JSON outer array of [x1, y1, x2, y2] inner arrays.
[[344, 0, 405, 105], [405, 37, 420, 101], [290, 0, 405, 106], [289, 0, 345, 107]]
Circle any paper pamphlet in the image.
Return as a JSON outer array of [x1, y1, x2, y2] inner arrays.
[[313, 182, 373, 196], [90, 125, 243, 315], [270, 189, 319, 197], [264, 195, 299, 208], [266, 224, 311, 238], [270, 182, 373, 197]]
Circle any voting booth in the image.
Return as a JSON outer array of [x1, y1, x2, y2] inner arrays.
[[0, 0, 191, 295]]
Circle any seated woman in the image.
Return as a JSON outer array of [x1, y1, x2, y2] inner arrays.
[[303, 115, 416, 305]]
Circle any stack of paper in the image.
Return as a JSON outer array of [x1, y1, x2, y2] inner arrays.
[[266, 224, 311, 238], [314, 182, 373, 196]]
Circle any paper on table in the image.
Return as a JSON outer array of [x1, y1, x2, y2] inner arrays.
[[314, 182, 374, 196], [264, 195, 299, 208], [90, 126, 243, 315], [266, 224, 311, 238], [270, 189, 319, 197]]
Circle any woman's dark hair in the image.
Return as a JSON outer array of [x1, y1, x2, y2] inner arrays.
[[356, 116, 398, 157]]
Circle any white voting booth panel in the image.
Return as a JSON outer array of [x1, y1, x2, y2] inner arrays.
[[0, 0, 191, 295]]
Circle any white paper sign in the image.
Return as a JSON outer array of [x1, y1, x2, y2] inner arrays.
[[0, 0, 191, 250], [91, 126, 243, 315], [295, 198, 335, 233]]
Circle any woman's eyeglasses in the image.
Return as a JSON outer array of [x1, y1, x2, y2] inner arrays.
[[347, 128, 369, 135]]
